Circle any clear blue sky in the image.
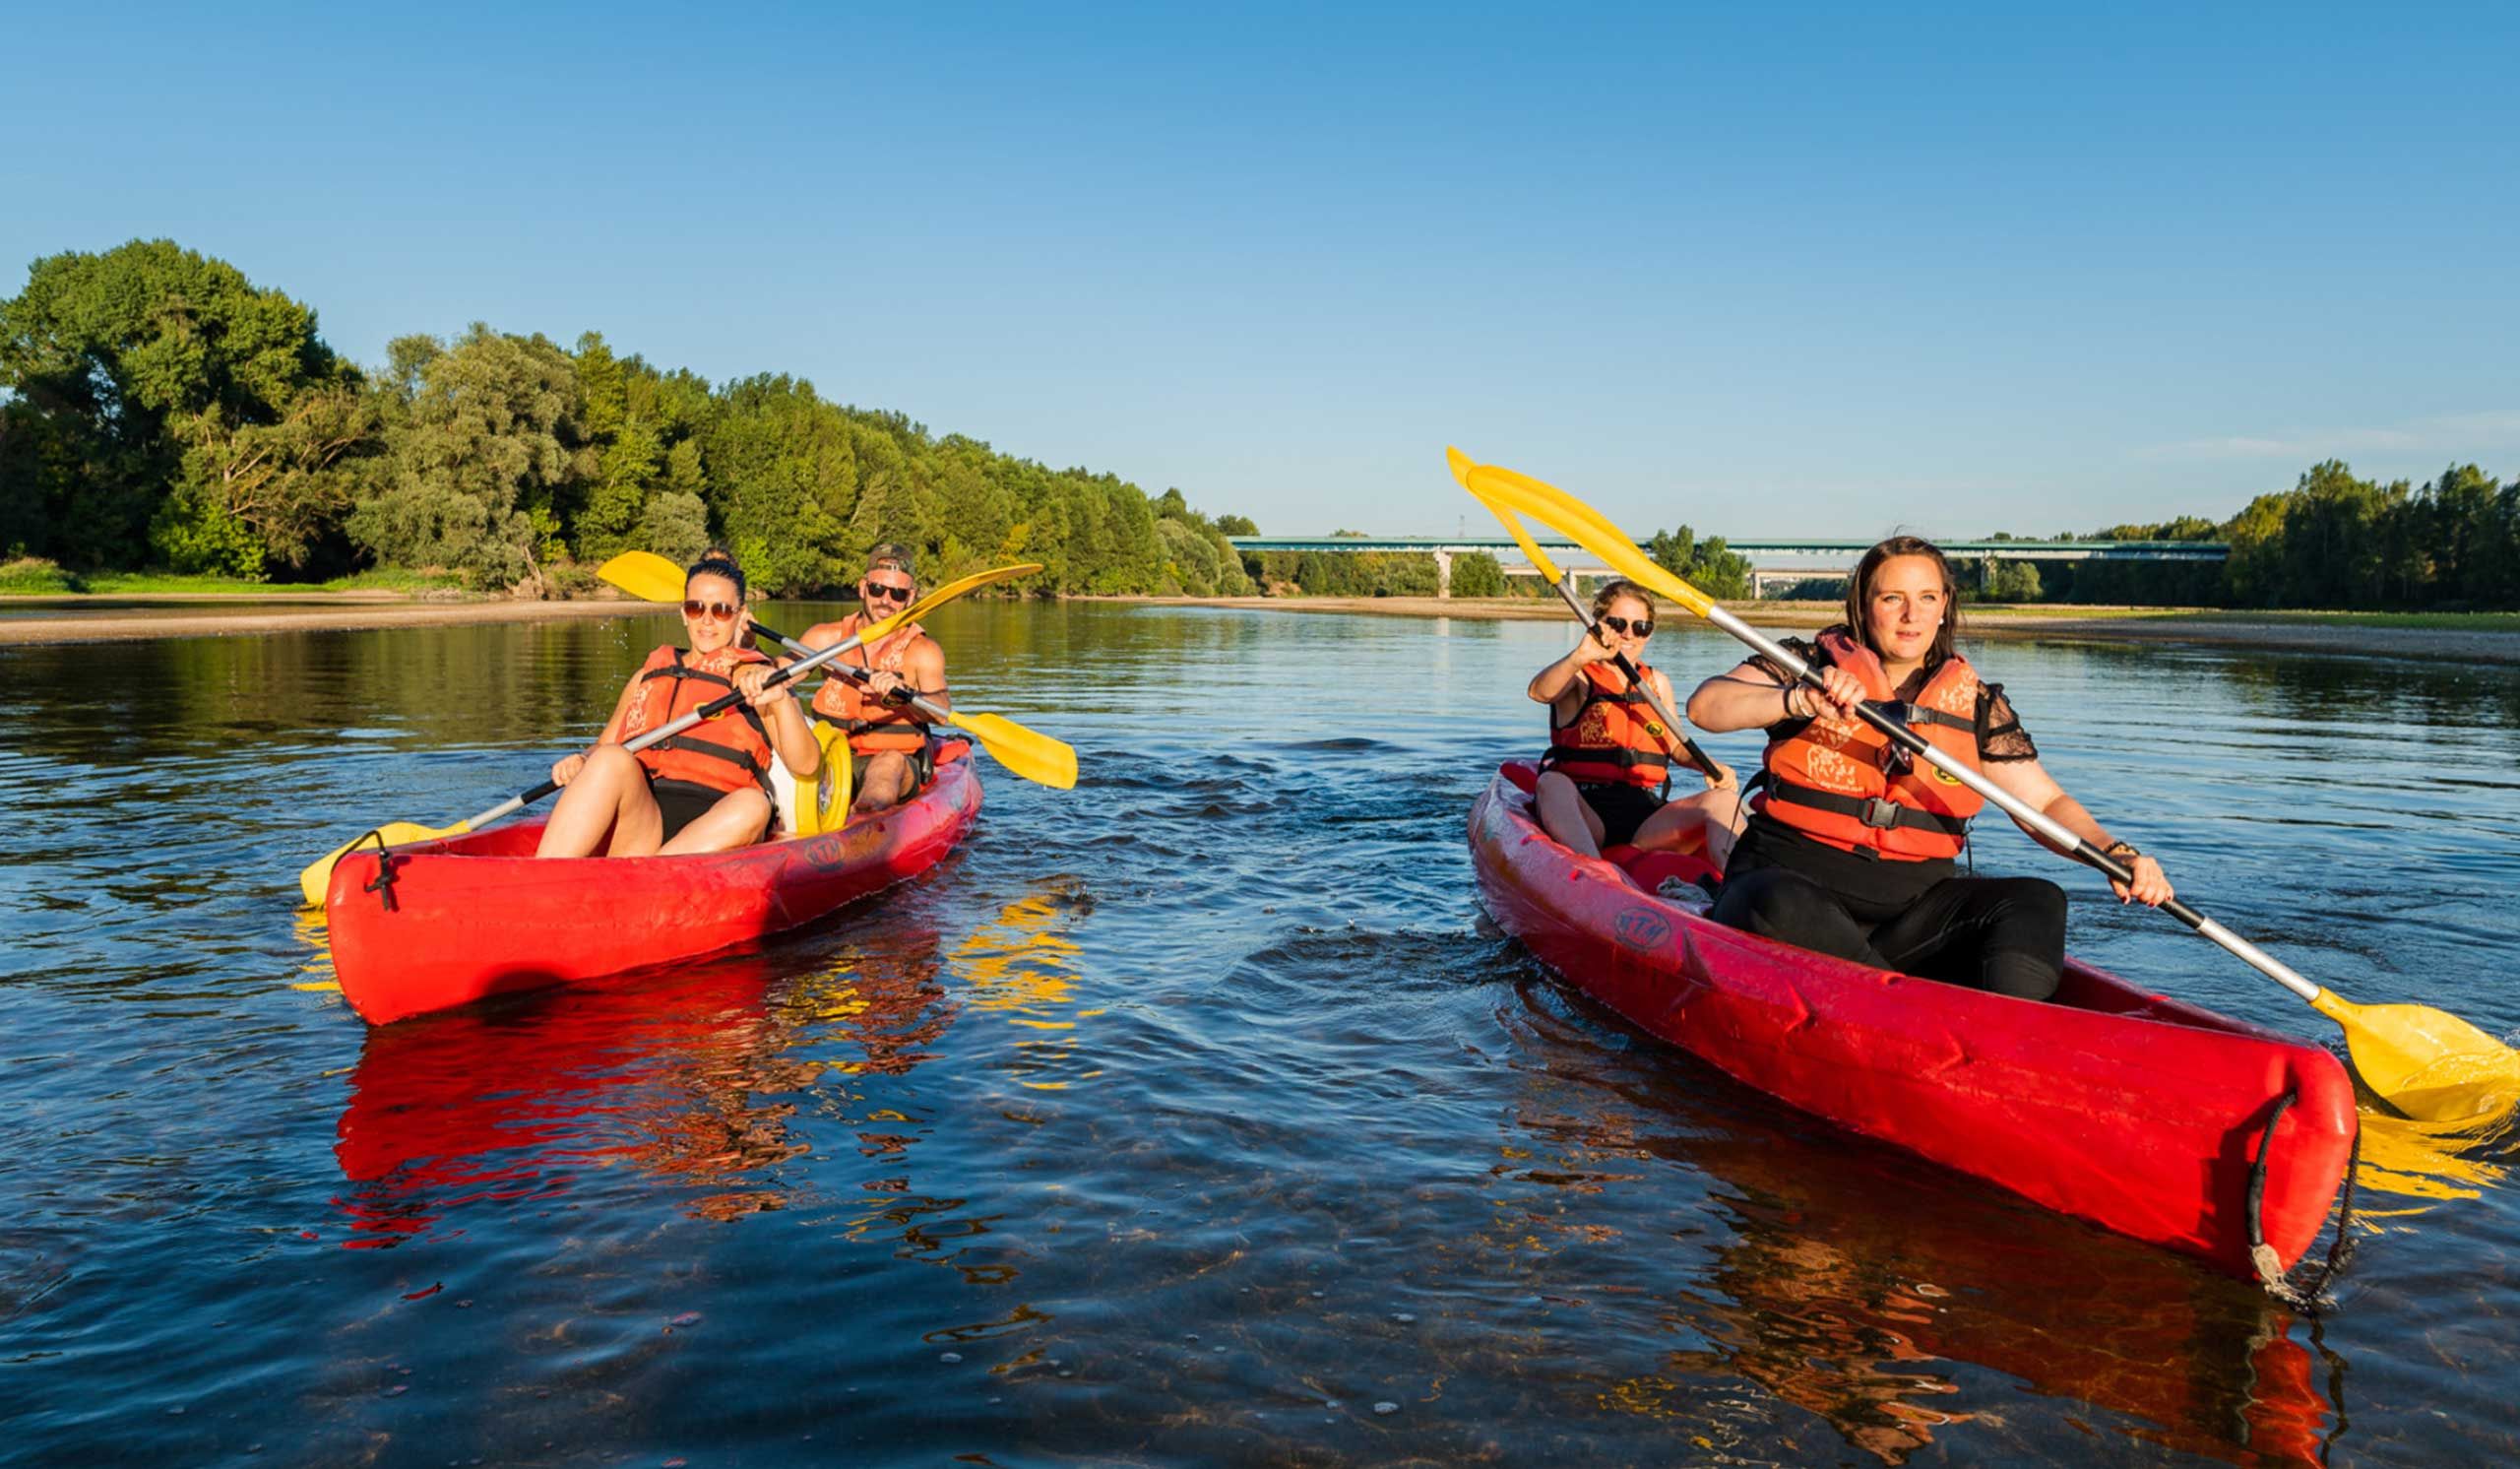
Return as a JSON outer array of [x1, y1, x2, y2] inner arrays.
[[8, 2, 2514, 539]]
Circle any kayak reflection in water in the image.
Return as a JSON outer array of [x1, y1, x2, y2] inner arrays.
[[1527, 578, 1744, 866], [793, 543, 951, 817], [535, 554, 823, 859], [1684, 537, 2173, 1001]]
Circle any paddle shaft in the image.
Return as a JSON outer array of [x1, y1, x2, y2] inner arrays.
[[746, 616, 956, 729], [1700, 602, 2323, 1002], [1544, 570, 1726, 783]]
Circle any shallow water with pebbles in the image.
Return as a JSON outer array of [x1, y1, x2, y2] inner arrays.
[[2, 599, 2516, 1465]]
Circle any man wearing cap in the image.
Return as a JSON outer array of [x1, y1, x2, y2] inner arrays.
[[794, 543, 950, 814]]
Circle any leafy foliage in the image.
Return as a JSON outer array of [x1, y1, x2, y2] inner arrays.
[[0, 241, 1252, 598], [1645, 525, 1751, 600]]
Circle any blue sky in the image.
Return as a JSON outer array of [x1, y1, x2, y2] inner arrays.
[[7, 2, 2515, 539]]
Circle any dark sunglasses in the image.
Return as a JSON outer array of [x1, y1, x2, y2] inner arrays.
[[862, 580, 915, 604], [682, 600, 741, 621], [1600, 614, 1654, 638]]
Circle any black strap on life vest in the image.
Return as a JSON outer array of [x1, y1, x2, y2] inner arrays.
[[642, 660, 774, 796], [1762, 778, 1972, 837]]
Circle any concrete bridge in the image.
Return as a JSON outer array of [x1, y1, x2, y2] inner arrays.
[[1227, 536, 2229, 599]]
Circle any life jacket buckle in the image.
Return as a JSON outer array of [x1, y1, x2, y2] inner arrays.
[[1858, 797, 1904, 829]]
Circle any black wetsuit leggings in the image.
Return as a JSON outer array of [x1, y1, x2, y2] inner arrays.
[[1709, 846, 2069, 1001]]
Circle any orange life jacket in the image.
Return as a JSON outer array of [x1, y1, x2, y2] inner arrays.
[[620, 644, 778, 798], [1755, 629, 1984, 861], [1542, 662, 1675, 790], [808, 612, 936, 755]]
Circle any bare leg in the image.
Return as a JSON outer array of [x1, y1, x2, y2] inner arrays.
[[850, 751, 915, 815], [1633, 784, 1746, 869], [1533, 770, 1608, 860], [659, 789, 773, 855], [536, 745, 665, 859]]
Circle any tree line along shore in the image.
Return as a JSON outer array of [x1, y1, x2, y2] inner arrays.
[[3, 239, 2512, 615]]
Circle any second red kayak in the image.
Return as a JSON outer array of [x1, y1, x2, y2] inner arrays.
[[326, 744, 981, 1025], [1471, 761, 2356, 1282]]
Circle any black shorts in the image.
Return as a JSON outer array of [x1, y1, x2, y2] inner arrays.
[[849, 742, 934, 793], [648, 775, 750, 844], [1575, 781, 1667, 849]]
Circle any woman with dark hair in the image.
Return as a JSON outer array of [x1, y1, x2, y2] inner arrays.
[[1683, 537, 2171, 1001], [1528, 577, 1743, 865], [535, 554, 822, 859]]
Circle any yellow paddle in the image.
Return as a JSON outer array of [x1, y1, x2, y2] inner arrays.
[[295, 559, 1048, 907], [597, 551, 1078, 794], [1442, 446, 1727, 786], [1450, 448, 2520, 1123]]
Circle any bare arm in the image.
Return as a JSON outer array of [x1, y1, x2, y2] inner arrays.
[[905, 636, 948, 718], [732, 663, 821, 777], [1982, 757, 2172, 906], [1528, 627, 1617, 719]]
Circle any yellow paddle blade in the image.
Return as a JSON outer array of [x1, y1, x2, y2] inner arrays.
[[948, 711, 1079, 790], [2311, 990, 2520, 1121], [295, 820, 459, 908], [880, 562, 1042, 637], [1450, 446, 1571, 586], [596, 549, 687, 605], [1460, 460, 1720, 619]]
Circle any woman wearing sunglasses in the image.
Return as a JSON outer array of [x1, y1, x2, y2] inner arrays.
[[1684, 536, 2172, 1002], [1529, 578, 1743, 864], [793, 543, 951, 816], [535, 555, 821, 859]]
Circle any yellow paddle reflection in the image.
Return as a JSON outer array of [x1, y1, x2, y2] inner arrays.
[[2353, 1107, 2511, 1211], [947, 878, 1101, 1091]]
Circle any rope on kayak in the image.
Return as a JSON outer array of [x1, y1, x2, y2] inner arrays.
[[2245, 1087, 2361, 1312], [350, 830, 401, 914]]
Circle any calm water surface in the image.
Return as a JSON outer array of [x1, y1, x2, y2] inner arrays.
[[2, 602, 2516, 1466]]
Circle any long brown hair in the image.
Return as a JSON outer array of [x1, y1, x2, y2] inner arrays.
[[1841, 536, 1961, 664]]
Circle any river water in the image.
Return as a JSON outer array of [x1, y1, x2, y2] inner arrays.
[[2, 601, 2515, 1466]]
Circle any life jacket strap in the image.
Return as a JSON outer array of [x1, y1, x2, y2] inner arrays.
[[1764, 780, 1970, 836]]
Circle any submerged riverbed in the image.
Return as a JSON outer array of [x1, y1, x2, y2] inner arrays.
[[3, 601, 2515, 1465]]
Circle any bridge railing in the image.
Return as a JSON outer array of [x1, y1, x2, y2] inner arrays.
[[1226, 537, 2227, 599]]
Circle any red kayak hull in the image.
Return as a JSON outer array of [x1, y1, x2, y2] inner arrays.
[[326, 754, 981, 1025], [1471, 764, 2356, 1280]]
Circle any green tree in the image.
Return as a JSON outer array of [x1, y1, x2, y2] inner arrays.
[[1450, 550, 1509, 597], [1215, 513, 1258, 536], [0, 239, 352, 570], [702, 374, 856, 595], [346, 324, 590, 592], [1646, 524, 1750, 600]]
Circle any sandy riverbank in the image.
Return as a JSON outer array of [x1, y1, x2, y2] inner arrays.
[[1127, 595, 2520, 666], [0, 593, 673, 646]]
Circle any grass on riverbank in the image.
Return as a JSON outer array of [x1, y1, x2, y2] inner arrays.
[[0, 558, 472, 598]]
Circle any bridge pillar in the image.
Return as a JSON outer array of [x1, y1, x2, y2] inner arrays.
[[1432, 549, 1452, 600]]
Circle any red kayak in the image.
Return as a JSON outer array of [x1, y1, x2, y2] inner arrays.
[[1471, 762, 2357, 1282], [326, 744, 980, 1025]]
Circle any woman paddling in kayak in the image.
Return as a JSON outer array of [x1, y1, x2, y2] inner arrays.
[[1529, 579, 1744, 866], [1683, 537, 2172, 1001], [793, 543, 950, 817], [536, 555, 821, 859]]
